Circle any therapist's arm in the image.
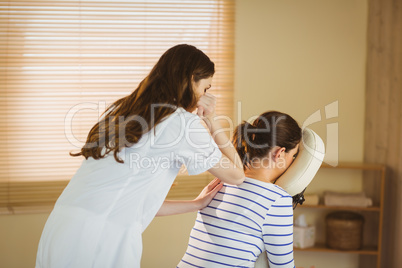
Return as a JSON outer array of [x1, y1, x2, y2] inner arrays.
[[156, 178, 223, 217], [197, 94, 245, 185]]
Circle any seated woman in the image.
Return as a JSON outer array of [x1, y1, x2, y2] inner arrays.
[[177, 111, 301, 268]]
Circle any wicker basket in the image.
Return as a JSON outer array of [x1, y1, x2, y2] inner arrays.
[[325, 211, 364, 250]]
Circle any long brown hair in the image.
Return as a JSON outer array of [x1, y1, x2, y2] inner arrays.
[[71, 44, 215, 163], [232, 111, 302, 169]]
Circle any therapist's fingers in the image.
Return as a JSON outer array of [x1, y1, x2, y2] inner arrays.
[[210, 180, 224, 195], [197, 93, 216, 117], [207, 178, 222, 191], [197, 105, 204, 117], [196, 178, 223, 202], [206, 178, 223, 199]]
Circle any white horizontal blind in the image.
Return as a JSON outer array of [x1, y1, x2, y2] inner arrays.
[[0, 0, 234, 211]]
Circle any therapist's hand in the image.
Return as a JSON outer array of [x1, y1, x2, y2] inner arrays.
[[197, 93, 216, 119], [194, 178, 223, 209], [155, 178, 223, 217]]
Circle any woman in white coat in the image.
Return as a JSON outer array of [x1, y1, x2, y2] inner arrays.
[[36, 44, 245, 268]]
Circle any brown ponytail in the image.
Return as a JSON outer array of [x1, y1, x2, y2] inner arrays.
[[232, 111, 302, 169]]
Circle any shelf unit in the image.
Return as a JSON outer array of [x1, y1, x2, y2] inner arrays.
[[294, 162, 386, 268]]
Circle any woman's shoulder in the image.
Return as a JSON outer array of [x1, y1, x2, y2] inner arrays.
[[240, 177, 291, 198], [155, 108, 203, 133], [162, 107, 199, 123], [147, 108, 205, 146]]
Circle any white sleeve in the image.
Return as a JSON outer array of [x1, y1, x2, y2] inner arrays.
[[262, 195, 295, 268], [178, 116, 222, 175]]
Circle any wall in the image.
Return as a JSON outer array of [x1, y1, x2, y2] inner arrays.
[[0, 1, 368, 267], [234, 1, 367, 268], [0, 213, 49, 268], [234, 0, 367, 164]]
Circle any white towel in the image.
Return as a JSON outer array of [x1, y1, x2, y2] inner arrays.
[[324, 191, 373, 207]]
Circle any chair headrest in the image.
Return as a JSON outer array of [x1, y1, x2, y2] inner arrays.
[[275, 128, 325, 196]]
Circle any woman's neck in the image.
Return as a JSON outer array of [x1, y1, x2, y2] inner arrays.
[[244, 167, 277, 184]]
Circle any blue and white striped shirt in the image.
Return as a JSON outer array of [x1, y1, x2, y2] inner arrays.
[[178, 177, 295, 268]]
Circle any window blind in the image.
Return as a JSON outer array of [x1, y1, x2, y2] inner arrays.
[[0, 0, 235, 213]]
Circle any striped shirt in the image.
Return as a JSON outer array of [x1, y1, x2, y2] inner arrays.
[[178, 177, 295, 268]]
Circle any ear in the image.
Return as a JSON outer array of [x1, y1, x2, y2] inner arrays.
[[272, 147, 286, 162]]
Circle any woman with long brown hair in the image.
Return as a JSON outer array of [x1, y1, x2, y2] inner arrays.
[[36, 44, 245, 268]]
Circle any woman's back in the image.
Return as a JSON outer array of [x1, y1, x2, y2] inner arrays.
[[178, 177, 295, 268]]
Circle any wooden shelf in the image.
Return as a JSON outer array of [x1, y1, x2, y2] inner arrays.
[[298, 204, 381, 212], [298, 162, 386, 268], [294, 243, 379, 255], [321, 162, 385, 171]]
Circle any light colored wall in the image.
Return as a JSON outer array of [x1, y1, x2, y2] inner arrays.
[[234, 1, 368, 268], [0, 1, 368, 268], [234, 0, 367, 164], [0, 213, 49, 268]]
